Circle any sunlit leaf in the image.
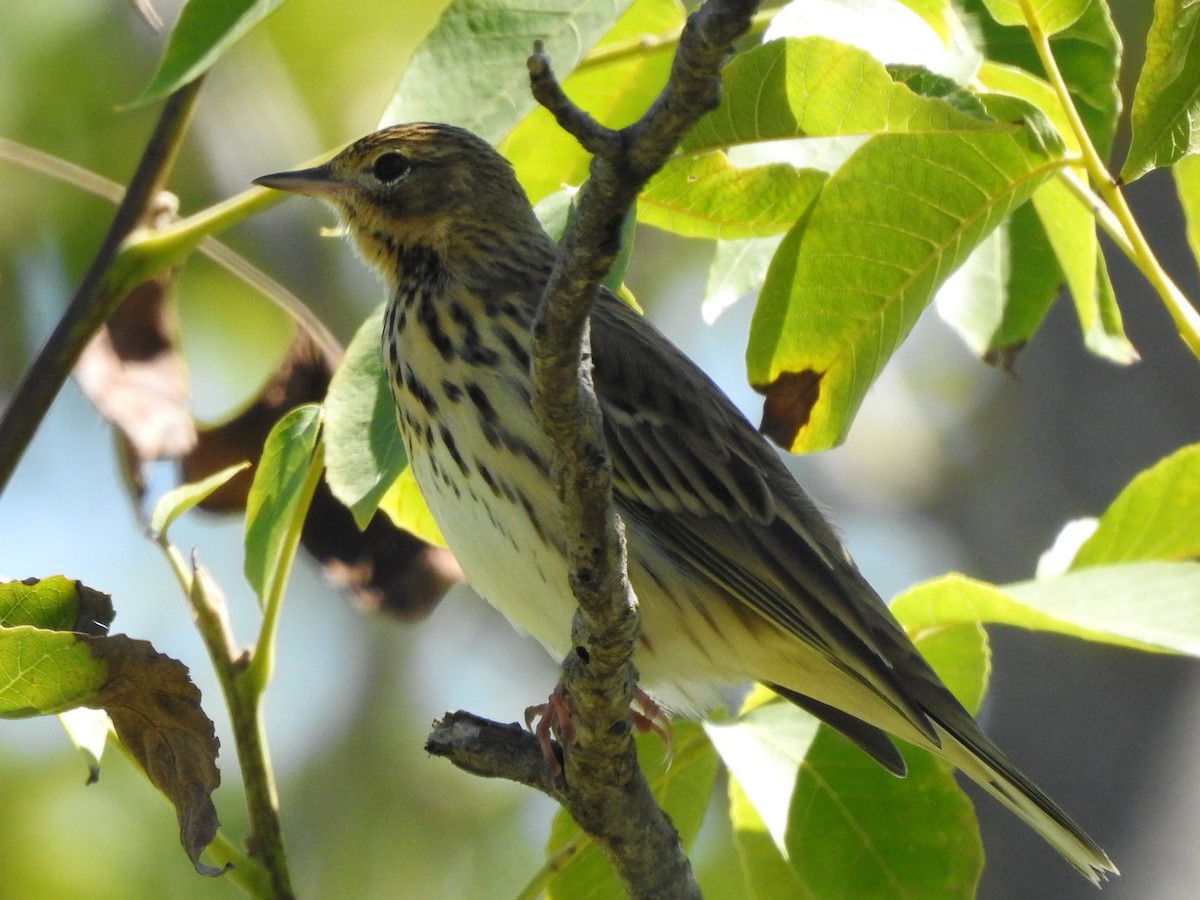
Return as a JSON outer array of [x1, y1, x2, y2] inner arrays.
[[150, 463, 251, 539], [0, 576, 113, 635], [748, 124, 1063, 451], [503, 0, 684, 201], [383, 0, 633, 146], [243, 403, 323, 606], [0, 626, 110, 717], [1073, 443, 1200, 568], [893, 567, 1200, 656], [685, 36, 994, 153], [1122, 0, 1200, 181], [639, 154, 826, 239], [135, 0, 289, 104], [377, 467, 444, 548], [324, 305, 408, 529]]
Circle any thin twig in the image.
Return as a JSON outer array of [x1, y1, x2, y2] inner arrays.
[[0, 79, 204, 497]]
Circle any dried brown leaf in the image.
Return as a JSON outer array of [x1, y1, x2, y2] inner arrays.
[[87, 635, 226, 877]]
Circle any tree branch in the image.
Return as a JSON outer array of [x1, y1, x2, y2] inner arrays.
[[430, 2, 762, 896]]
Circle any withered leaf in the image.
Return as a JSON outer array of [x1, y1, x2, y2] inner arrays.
[[87, 634, 226, 877], [755, 368, 823, 450]]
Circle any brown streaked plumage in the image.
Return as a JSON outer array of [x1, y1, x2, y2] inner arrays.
[[255, 122, 1116, 882]]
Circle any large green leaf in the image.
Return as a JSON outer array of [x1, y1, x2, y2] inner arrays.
[[323, 304, 409, 530], [894, 566, 1200, 656], [542, 721, 718, 899], [748, 123, 1063, 451], [501, 0, 683, 202], [1122, 0, 1200, 181], [135, 0, 290, 104], [243, 403, 323, 606], [785, 734, 982, 897], [1073, 443, 1200, 568], [713, 622, 987, 898], [639, 155, 826, 239], [684, 36, 994, 152], [0, 626, 109, 717], [382, 0, 633, 146]]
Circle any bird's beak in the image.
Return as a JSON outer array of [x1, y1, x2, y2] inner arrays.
[[253, 164, 340, 198]]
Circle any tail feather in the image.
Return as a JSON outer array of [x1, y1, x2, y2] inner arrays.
[[935, 722, 1118, 883]]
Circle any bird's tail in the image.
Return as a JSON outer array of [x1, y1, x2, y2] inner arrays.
[[935, 720, 1118, 883]]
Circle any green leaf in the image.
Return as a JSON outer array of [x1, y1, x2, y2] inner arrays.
[[0, 626, 110, 717], [685, 37, 995, 152], [324, 305, 408, 530], [377, 467, 444, 547], [243, 403, 323, 605], [748, 126, 1063, 451], [1073, 443, 1200, 568], [728, 774, 805, 899], [702, 235, 784, 323], [894, 566, 1200, 656], [1122, 0, 1200, 181], [502, 0, 684, 202], [706, 691, 822, 853], [382, 0, 633, 146], [715, 629, 985, 898], [785, 733, 982, 897], [1174, 153, 1200, 274], [543, 721, 717, 899], [963, 0, 1121, 159], [639, 154, 826, 239], [1031, 177, 1137, 364], [933, 202, 1061, 368], [134, 0, 290, 105], [980, 0, 1088, 33], [0, 576, 113, 635], [150, 462, 251, 539]]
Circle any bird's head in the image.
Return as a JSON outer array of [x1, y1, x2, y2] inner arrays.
[[255, 123, 547, 287]]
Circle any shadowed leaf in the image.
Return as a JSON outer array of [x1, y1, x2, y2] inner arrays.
[[135, 0, 289, 105], [383, 0, 633, 145]]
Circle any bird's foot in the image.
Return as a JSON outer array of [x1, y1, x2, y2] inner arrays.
[[525, 683, 573, 774], [632, 689, 673, 768], [525, 685, 673, 774]]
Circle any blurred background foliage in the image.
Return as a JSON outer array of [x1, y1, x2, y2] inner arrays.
[[2, 1, 1199, 898]]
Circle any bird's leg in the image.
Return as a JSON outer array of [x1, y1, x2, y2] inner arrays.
[[632, 689, 673, 768], [525, 684, 673, 774], [525, 683, 573, 774]]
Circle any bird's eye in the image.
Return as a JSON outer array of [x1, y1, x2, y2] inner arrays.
[[372, 151, 411, 183]]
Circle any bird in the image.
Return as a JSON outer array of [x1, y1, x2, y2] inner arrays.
[[254, 121, 1116, 882]]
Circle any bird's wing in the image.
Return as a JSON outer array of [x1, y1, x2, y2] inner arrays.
[[590, 293, 943, 744]]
